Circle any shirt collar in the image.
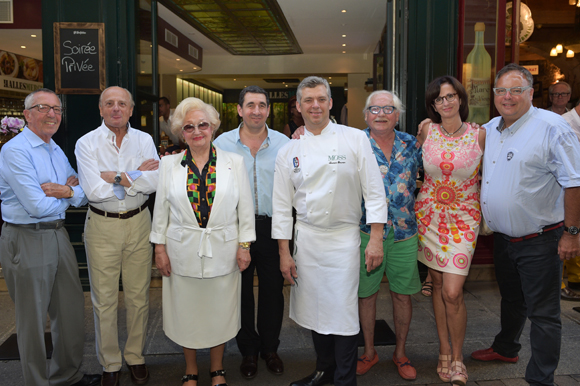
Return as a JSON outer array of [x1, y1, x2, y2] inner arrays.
[[235, 123, 271, 146], [305, 120, 332, 136], [496, 106, 535, 134], [98, 120, 132, 140], [22, 126, 57, 150]]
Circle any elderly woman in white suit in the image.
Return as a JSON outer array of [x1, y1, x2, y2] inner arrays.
[[150, 97, 255, 386]]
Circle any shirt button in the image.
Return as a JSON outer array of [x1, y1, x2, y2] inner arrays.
[[329, 190, 332, 193], [309, 191, 312, 194], [203, 217, 207, 220], [493, 161, 495, 164], [486, 181, 489, 184], [306, 173, 309, 176], [325, 211, 329, 215], [333, 169, 336, 172]]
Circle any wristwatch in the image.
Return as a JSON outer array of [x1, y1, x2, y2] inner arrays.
[[67, 185, 74, 198], [564, 225, 579, 236], [114, 172, 122, 185], [239, 242, 251, 250]]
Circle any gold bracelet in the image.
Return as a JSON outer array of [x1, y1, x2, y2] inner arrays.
[[239, 242, 251, 250]]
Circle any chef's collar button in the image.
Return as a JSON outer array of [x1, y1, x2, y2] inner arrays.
[[325, 211, 329, 214]]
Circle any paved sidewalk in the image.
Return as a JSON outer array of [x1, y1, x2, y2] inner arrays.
[[1, 280, 579, 385]]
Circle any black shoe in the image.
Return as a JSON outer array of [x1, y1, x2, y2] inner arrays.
[[561, 287, 580, 301], [568, 281, 580, 290], [261, 352, 284, 375], [289, 370, 333, 386], [71, 374, 102, 386]]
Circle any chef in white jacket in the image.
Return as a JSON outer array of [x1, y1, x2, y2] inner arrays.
[[272, 76, 388, 386]]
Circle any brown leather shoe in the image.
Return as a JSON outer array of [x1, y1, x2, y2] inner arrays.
[[240, 355, 258, 379], [101, 371, 120, 386], [562, 287, 580, 301], [261, 352, 284, 375], [128, 364, 150, 385]]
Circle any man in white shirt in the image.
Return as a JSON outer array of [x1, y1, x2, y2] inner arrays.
[[272, 76, 388, 386], [75, 86, 160, 386], [547, 82, 571, 115]]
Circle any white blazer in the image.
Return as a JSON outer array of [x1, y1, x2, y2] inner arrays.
[[150, 147, 256, 278]]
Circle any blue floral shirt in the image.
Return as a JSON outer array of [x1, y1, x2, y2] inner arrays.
[[360, 128, 423, 241]]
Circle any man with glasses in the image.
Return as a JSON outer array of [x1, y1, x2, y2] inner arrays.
[[471, 64, 580, 386], [75, 86, 159, 386], [547, 81, 572, 115], [213, 86, 289, 379], [355, 91, 422, 380], [0, 89, 100, 386]]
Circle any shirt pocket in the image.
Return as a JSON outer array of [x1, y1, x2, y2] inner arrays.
[[166, 225, 183, 242]]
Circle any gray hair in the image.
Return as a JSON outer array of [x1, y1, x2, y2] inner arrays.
[[24, 88, 61, 110], [297, 76, 331, 103], [363, 90, 405, 114], [495, 63, 533, 88], [99, 86, 135, 107], [549, 81, 571, 94], [171, 97, 221, 140]]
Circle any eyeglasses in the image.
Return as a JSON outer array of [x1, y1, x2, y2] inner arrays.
[[30, 104, 64, 115], [492, 86, 531, 96], [433, 93, 458, 105], [182, 122, 211, 133], [550, 92, 570, 98], [367, 105, 396, 115]]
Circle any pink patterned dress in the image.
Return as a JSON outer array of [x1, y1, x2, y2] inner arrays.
[[415, 123, 483, 275]]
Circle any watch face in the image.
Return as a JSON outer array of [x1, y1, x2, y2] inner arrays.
[[569, 226, 580, 235], [114, 175, 122, 183]]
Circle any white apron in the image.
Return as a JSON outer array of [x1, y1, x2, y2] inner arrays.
[[290, 221, 361, 335]]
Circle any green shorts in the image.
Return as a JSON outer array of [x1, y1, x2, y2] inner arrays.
[[358, 231, 421, 297]]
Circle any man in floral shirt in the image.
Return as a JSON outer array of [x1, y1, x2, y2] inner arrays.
[[357, 90, 423, 380]]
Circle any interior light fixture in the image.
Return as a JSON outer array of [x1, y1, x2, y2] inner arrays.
[[180, 69, 183, 72], [20, 46, 26, 49], [176, 58, 180, 61], [329, 82, 332, 85], [569, 0, 575, 5], [31, 34, 36, 38], [567, 50, 575, 58], [577, 1, 580, 8], [233, 79, 236, 81], [341, 9, 346, 13], [329, 77, 332, 79], [556, 44, 563, 53], [342, 34, 346, 38], [342, 51, 346, 54], [342, 44, 346, 47], [550, 48, 558, 56]]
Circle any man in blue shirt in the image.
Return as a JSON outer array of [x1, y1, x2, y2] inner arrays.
[[356, 91, 422, 380], [472, 64, 580, 386], [213, 86, 289, 379], [0, 88, 99, 386]]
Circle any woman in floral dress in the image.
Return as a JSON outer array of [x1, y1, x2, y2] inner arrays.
[[415, 76, 485, 386]]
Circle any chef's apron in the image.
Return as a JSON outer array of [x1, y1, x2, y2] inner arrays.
[[288, 127, 362, 336]]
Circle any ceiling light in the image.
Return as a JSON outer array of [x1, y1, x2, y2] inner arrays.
[[550, 48, 558, 56], [31, 34, 36, 38], [341, 10, 346, 13], [141, 71, 145, 73], [193, 67, 197, 69], [342, 44, 346, 47], [577, 0, 580, 7], [342, 35, 346, 38], [329, 82, 332, 85], [282, 82, 285, 84], [180, 69, 183, 71], [176, 58, 180, 61], [20, 46, 26, 49], [566, 49, 575, 58], [285, 85, 288, 87], [569, 0, 575, 5], [556, 44, 563, 53], [342, 51, 346, 54], [329, 77, 332, 80], [234, 79, 236, 81]]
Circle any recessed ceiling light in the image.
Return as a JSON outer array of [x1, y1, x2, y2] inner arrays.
[[285, 85, 288, 87], [176, 58, 180, 61], [342, 51, 346, 54], [234, 79, 237, 81], [150, 44, 152, 47], [329, 82, 332, 85], [329, 77, 332, 80], [342, 35, 346, 38], [21, 46, 26, 49], [180, 69, 183, 72], [31, 34, 37, 38], [193, 67, 197, 69], [341, 9, 346, 13], [342, 44, 346, 47], [141, 71, 145, 73], [282, 82, 285, 84]]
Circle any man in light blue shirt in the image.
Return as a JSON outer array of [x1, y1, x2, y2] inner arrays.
[[213, 86, 289, 379], [0, 88, 98, 386], [472, 64, 580, 386]]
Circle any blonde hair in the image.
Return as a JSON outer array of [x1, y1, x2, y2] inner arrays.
[[171, 97, 221, 140]]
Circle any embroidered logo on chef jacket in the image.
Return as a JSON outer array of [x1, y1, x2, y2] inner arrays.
[[293, 157, 301, 173], [328, 155, 347, 164]]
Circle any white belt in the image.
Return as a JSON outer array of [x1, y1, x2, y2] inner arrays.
[[187, 224, 226, 259]]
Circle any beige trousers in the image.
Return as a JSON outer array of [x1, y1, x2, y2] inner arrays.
[[84, 208, 152, 372]]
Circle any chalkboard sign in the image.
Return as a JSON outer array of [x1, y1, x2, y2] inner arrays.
[[53, 22, 105, 94]]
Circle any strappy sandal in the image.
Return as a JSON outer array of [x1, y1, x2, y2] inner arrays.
[[437, 354, 451, 382], [210, 369, 228, 386], [450, 361, 468, 386], [421, 281, 433, 297], [181, 374, 198, 384]]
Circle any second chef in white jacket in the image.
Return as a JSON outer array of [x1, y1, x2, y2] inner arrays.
[[272, 77, 388, 386]]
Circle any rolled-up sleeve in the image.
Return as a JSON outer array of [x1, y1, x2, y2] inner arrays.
[[272, 148, 295, 240], [357, 135, 388, 224]]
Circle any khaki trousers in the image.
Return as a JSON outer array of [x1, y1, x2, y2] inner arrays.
[[84, 208, 152, 372]]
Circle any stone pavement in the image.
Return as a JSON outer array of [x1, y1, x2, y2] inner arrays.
[[1, 280, 579, 386]]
